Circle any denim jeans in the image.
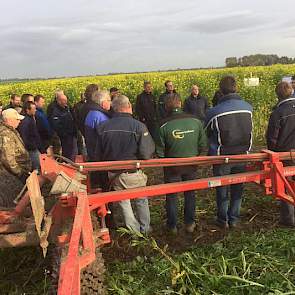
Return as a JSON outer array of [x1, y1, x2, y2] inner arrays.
[[164, 167, 197, 229], [29, 150, 41, 172], [109, 170, 150, 233], [213, 163, 245, 225]]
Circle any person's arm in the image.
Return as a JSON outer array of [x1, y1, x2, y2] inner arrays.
[[266, 111, 280, 150], [135, 95, 144, 121], [197, 122, 208, 155], [138, 125, 155, 159], [0, 135, 28, 178], [204, 97, 209, 110], [18, 119, 36, 151], [94, 126, 103, 161], [183, 98, 189, 113], [156, 126, 165, 158]]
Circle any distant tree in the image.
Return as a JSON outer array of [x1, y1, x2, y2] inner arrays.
[[225, 57, 238, 67], [226, 54, 294, 67]]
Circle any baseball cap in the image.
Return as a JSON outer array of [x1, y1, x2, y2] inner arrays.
[[2, 108, 25, 120]]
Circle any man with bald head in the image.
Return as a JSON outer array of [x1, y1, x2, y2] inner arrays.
[[183, 84, 209, 122], [49, 91, 78, 161]]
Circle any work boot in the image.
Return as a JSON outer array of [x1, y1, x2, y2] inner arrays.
[[185, 222, 196, 233], [167, 227, 178, 236], [214, 220, 229, 230]]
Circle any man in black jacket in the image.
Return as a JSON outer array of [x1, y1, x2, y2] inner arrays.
[[49, 92, 78, 161], [266, 81, 295, 226], [158, 80, 177, 120], [18, 101, 41, 171], [135, 81, 158, 139], [95, 95, 155, 233], [183, 84, 209, 122]]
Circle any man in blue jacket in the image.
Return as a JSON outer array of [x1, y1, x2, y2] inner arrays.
[[34, 94, 53, 153], [84, 90, 111, 160], [205, 76, 253, 229], [84, 90, 111, 190]]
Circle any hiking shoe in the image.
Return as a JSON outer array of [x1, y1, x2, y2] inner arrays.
[[185, 222, 196, 233], [167, 227, 178, 235], [279, 221, 295, 228], [229, 222, 239, 230], [214, 220, 229, 229]]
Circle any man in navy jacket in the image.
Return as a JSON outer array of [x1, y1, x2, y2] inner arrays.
[[205, 76, 253, 228], [266, 81, 295, 226], [48, 92, 77, 161], [34, 95, 53, 153], [18, 101, 41, 171]]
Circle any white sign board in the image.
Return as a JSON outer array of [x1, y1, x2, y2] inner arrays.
[[244, 77, 259, 87], [282, 76, 292, 83]]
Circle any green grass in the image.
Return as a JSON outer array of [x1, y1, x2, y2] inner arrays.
[[106, 229, 295, 295]]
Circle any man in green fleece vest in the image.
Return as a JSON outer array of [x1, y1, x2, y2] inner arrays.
[[157, 93, 207, 234]]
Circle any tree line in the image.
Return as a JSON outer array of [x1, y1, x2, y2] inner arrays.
[[225, 54, 295, 67]]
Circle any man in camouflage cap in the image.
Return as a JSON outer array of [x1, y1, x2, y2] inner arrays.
[[0, 109, 32, 207]]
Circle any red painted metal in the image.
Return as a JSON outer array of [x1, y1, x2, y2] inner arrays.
[[3, 150, 295, 295]]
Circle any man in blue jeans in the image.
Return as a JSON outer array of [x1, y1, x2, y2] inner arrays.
[[157, 93, 207, 234], [205, 76, 253, 229]]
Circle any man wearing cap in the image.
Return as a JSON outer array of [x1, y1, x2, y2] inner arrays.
[[0, 109, 32, 207]]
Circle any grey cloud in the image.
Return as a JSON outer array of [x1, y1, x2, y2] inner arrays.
[[183, 11, 271, 34]]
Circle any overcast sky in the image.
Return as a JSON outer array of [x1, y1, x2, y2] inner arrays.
[[1, 0, 295, 78]]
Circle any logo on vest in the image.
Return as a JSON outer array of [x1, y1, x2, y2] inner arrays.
[[172, 129, 194, 139]]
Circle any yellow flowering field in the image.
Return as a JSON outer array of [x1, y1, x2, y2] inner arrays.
[[1, 64, 295, 142]]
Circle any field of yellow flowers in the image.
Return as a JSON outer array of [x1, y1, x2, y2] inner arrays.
[[1, 64, 295, 142]]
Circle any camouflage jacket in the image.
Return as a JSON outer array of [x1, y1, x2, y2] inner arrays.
[[0, 122, 32, 178]]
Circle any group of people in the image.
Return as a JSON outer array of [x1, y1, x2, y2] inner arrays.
[[1, 75, 295, 234]]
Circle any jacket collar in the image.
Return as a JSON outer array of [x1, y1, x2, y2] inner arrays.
[[218, 93, 242, 103], [277, 97, 295, 107], [112, 112, 133, 118], [189, 94, 201, 100]]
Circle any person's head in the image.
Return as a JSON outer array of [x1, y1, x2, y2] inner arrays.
[[10, 94, 21, 107], [21, 93, 34, 104], [165, 93, 182, 113], [23, 101, 37, 116], [0, 101, 2, 116], [275, 81, 293, 101], [219, 76, 237, 95], [54, 89, 64, 100], [85, 84, 100, 102], [2, 108, 24, 128], [143, 81, 152, 93], [111, 95, 132, 114], [34, 94, 45, 109], [109, 87, 120, 100], [91, 90, 111, 111], [165, 80, 174, 93], [191, 85, 199, 97], [56, 92, 68, 108], [291, 75, 295, 91]]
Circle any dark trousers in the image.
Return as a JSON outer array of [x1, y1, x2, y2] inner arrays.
[[213, 163, 245, 225], [280, 161, 295, 225], [164, 167, 197, 229], [60, 136, 78, 161], [145, 120, 158, 142]]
